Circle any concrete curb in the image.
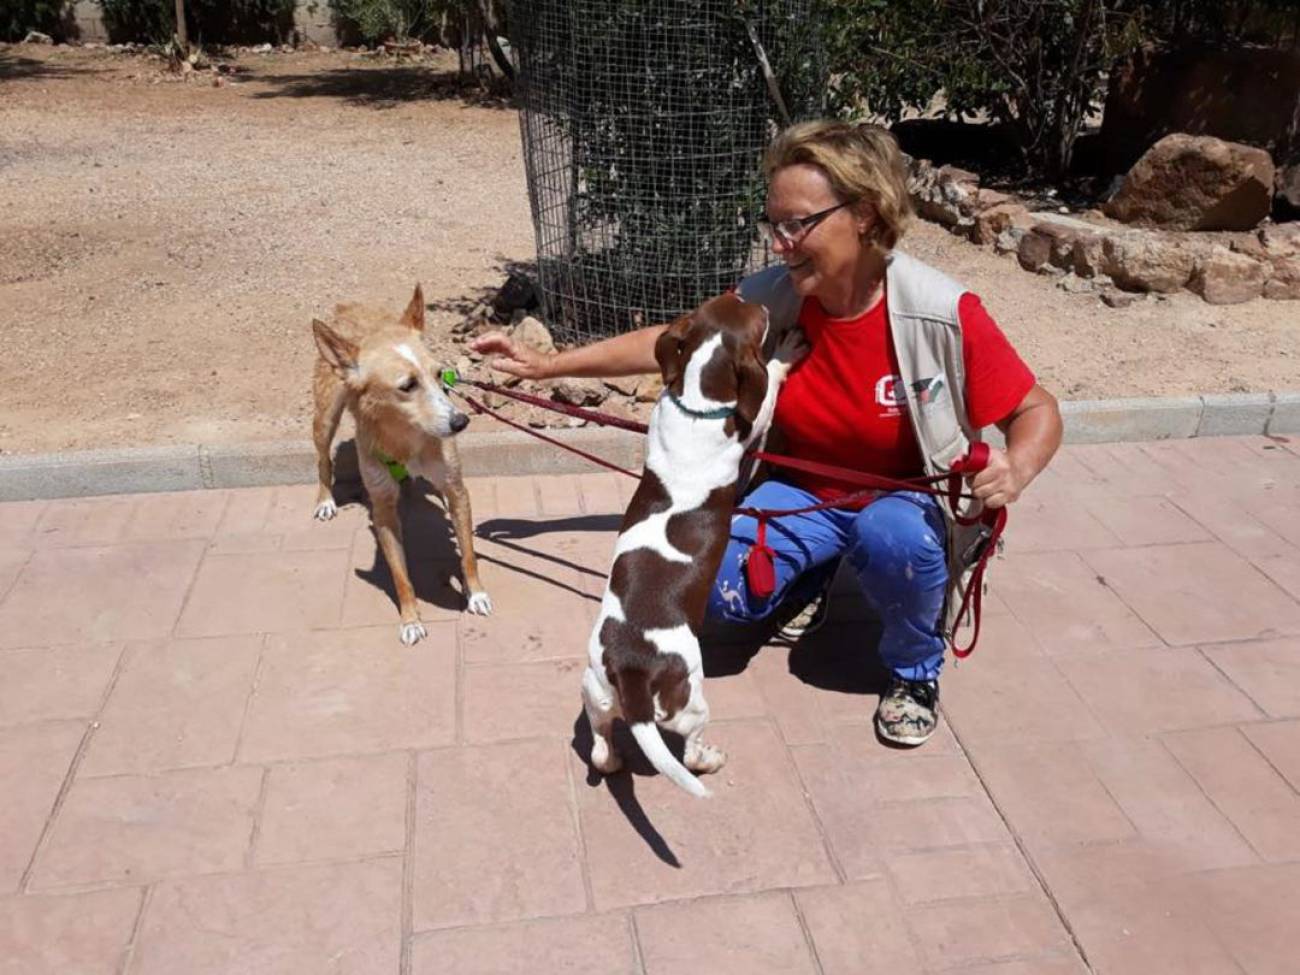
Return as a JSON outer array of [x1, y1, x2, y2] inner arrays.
[[1, 392, 1296, 501]]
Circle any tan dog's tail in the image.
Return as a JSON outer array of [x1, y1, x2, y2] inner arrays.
[[629, 722, 710, 799]]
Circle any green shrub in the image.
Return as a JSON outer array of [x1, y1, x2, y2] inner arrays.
[[2, 0, 67, 42], [327, 0, 446, 43], [96, 0, 297, 45]]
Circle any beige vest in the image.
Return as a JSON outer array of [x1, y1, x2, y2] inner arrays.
[[737, 250, 994, 638]]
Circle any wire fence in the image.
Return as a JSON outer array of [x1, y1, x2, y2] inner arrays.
[[507, 0, 826, 344]]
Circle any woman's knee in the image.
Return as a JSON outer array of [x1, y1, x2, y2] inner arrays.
[[848, 494, 947, 579]]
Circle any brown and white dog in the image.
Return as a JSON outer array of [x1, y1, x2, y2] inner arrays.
[[581, 293, 799, 798], [311, 284, 492, 645]]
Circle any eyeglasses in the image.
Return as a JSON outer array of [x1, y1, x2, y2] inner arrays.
[[758, 201, 852, 247]]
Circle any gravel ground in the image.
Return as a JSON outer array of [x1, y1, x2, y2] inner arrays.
[[1, 42, 1297, 456]]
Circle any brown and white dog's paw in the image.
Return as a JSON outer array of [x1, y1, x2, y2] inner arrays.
[[590, 738, 623, 775], [313, 499, 339, 521], [465, 590, 493, 615], [399, 620, 427, 646], [685, 741, 727, 775]]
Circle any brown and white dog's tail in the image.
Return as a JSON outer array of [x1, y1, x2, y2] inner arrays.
[[629, 722, 710, 799]]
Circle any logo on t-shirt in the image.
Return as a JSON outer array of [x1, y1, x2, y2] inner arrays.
[[875, 375, 906, 416]]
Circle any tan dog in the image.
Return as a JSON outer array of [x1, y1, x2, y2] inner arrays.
[[311, 284, 492, 645]]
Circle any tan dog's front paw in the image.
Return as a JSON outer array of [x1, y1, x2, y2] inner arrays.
[[314, 499, 338, 521], [685, 742, 726, 775], [465, 591, 493, 615], [590, 738, 623, 774], [399, 621, 427, 646]]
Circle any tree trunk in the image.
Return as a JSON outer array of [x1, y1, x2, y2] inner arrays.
[[173, 0, 188, 52]]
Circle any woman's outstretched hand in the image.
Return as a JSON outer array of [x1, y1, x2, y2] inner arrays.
[[967, 446, 1028, 509], [771, 326, 811, 369], [468, 331, 554, 381]]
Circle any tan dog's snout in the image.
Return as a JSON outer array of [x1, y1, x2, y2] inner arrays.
[[450, 411, 470, 434]]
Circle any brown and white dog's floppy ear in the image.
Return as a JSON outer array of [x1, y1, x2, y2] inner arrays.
[[653, 313, 692, 390], [731, 339, 769, 442], [312, 318, 361, 379], [399, 283, 426, 332]]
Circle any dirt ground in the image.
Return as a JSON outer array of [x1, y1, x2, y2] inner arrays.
[[1, 43, 1297, 456]]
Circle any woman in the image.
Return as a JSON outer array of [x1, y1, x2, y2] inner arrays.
[[471, 120, 1062, 747]]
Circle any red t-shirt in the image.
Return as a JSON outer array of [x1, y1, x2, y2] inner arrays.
[[772, 291, 1035, 501]]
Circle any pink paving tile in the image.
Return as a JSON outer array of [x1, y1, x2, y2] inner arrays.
[[174, 547, 348, 637], [937, 958, 1089, 975], [1202, 637, 1300, 717], [998, 496, 1123, 554], [1026, 839, 1188, 915], [794, 879, 923, 975], [263, 484, 369, 551], [0, 541, 205, 649], [905, 894, 1072, 970], [792, 724, 977, 808], [121, 490, 229, 541], [0, 887, 143, 975], [942, 655, 1107, 747], [972, 742, 1135, 848], [993, 551, 1161, 655], [1056, 647, 1261, 735], [1067, 878, 1242, 975], [461, 477, 500, 520], [0, 547, 30, 600], [412, 913, 639, 975], [864, 795, 1014, 855], [30, 765, 263, 890], [254, 753, 408, 865], [576, 720, 836, 910], [1082, 495, 1214, 547], [238, 625, 455, 763], [635, 892, 817, 975], [130, 858, 402, 975], [1244, 492, 1300, 550], [31, 497, 135, 548], [339, 527, 465, 629], [0, 721, 83, 894], [1081, 541, 1300, 646], [1241, 719, 1300, 791], [0, 500, 46, 546], [535, 473, 585, 517], [1163, 726, 1300, 862], [412, 739, 585, 931], [457, 549, 597, 664], [1069, 442, 1196, 497], [577, 472, 627, 515], [1079, 736, 1257, 870], [1254, 550, 1300, 603], [80, 635, 261, 776], [463, 657, 585, 743], [0, 643, 121, 727], [489, 475, 542, 518], [885, 844, 1037, 905], [1166, 490, 1297, 561], [1185, 862, 1300, 975], [746, 639, 880, 745]]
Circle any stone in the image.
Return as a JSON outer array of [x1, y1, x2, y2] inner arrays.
[[1190, 246, 1267, 305], [550, 376, 606, 407], [23, 31, 54, 44], [1017, 230, 1053, 272], [993, 228, 1025, 254], [603, 376, 641, 397], [1261, 223, 1300, 256], [1104, 133, 1275, 231], [970, 202, 1034, 246], [510, 315, 555, 356], [1278, 163, 1300, 216], [1101, 290, 1138, 308], [1057, 272, 1098, 294], [1264, 255, 1300, 300], [910, 163, 979, 226], [1101, 234, 1197, 293], [1072, 233, 1110, 277], [636, 374, 664, 403]]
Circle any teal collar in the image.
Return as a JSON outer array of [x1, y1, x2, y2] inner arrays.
[[666, 389, 736, 421]]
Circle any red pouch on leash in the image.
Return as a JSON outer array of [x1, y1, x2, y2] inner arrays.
[[745, 518, 777, 599]]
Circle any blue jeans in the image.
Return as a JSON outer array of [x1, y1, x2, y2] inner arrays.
[[705, 479, 949, 681]]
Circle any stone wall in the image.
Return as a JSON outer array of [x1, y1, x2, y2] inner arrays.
[[62, 1, 343, 46]]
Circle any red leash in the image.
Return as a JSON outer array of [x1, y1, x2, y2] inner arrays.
[[449, 376, 1003, 655]]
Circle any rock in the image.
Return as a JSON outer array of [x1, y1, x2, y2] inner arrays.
[[1264, 255, 1300, 300], [1261, 223, 1300, 257], [603, 376, 641, 397], [973, 188, 1013, 210], [1017, 230, 1053, 272], [1057, 272, 1098, 294], [551, 377, 606, 407], [510, 315, 555, 355], [494, 271, 538, 314], [636, 374, 665, 403], [910, 163, 980, 227], [1277, 163, 1300, 217], [1100, 290, 1137, 308], [1101, 234, 1197, 293], [993, 228, 1025, 255], [1104, 133, 1275, 231], [1189, 246, 1267, 304], [970, 202, 1033, 246], [23, 31, 54, 44], [1071, 233, 1110, 278]]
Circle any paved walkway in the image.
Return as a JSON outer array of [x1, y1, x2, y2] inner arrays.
[[1, 435, 1299, 974]]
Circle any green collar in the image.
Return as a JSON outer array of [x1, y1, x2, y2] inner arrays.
[[666, 390, 736, 421], [374, 450, 409, 483]]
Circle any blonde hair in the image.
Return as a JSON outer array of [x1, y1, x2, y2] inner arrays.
[[763, 120, 913, 250]]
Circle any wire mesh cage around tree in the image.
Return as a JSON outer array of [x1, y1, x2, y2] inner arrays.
[[507, 0, 826, 344]]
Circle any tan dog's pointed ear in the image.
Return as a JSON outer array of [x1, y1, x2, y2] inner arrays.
[[731, 342, 769, 442], [400, 284, 426, 332], [653, 314, 691, 390], [313, 318, 361, 379]]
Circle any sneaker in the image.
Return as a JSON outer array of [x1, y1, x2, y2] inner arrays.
[[875, 675, 939, 746], [776, 582, 831, 642]]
